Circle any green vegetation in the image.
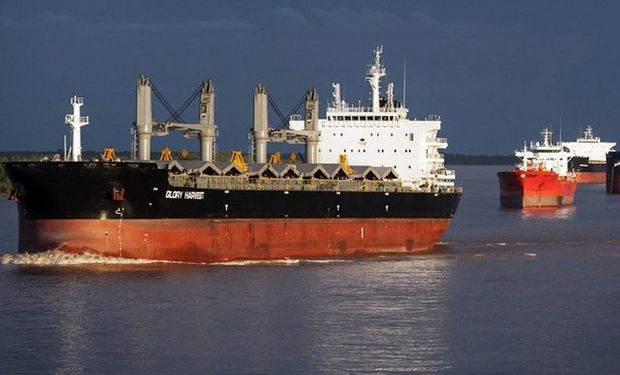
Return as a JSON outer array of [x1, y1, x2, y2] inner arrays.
[[0, 164, 11, 196], [444, 153, 515, 165]]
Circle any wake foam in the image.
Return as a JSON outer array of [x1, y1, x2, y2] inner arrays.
[[0, 251, 161, 266], [212, 258, 351, 266], [0, 251, 352, 267]]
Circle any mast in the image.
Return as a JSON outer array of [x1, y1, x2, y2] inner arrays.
[[198, 80, 216, 162], [304, 88, 319, 163], [541, 128, 553, 146], [253, 83, 269, 163], [332, 82, 341, 109], [402, 58, 406, 107], [366, 46, 386, 113], [136, 75, 153, 160], [64, 95, 89, 161], [386, 82, 394, 111]]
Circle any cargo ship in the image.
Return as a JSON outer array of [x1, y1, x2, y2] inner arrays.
[[606, 151, 620, 194], [498, 128, 577, 208], [564, 126, 616, 184], [3, 47, 462, 263]]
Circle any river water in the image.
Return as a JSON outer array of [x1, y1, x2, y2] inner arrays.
[[0, 165, 618, 374]]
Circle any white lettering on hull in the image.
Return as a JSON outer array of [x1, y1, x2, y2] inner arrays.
[[165, 190, 204, 200]]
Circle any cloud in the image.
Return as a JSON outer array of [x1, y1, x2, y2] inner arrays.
[[0, 13, 82, 31], [274, 7, 313, 29], [0, 16, 19, 28], [314, 8, 411, 34], [105, 18, 255, 34], [0, 13, 255, 35]]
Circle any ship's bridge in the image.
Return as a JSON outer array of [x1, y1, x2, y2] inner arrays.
[[288, 46, 455, 189]]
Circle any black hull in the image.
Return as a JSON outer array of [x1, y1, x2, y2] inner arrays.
[[569, 157, 606, 173], [3, 160, 462, 262], [606, 152, 620, 194], [3, 161, 461, 221]]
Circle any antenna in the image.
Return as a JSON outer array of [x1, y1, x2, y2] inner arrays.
[[402, 58, 407, 107]]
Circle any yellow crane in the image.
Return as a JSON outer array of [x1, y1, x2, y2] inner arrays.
[[269, 152, 281, 164], [230, 150, 248, 172], [101, 148, 117, 161], [160, 147, 173, 161], [339, 154, 353, 175]]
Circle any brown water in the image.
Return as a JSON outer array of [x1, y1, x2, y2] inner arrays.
[[1, 165, 619, 374]]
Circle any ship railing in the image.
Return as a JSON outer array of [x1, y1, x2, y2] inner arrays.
[[431, 169, 455, 177], [171, 175, 407, 193], [327, 105, 403, 114], [168, 174, 463, 194], [427, 137, 447, 144], [328, 106, 374, 113]]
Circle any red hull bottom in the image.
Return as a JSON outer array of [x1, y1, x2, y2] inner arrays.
[[498, 170, 577, 208], [18, 218, 453, 263], [499, 194, 574, 208], [575, 172, 605, 184]]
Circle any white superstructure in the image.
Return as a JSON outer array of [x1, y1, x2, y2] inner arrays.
[[515, 128, 573, 176], [289, 46, 454, 188], [562, 126, 615, 163]]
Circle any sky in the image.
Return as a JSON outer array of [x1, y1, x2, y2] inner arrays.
[[1, 0, 619, 155]]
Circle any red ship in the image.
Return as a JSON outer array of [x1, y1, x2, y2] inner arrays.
[[498, 129, 577, 208]]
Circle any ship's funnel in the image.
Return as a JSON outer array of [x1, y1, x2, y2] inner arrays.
[[136, 74, 153, 160], [253, 83, 269, 163], [304, 88, 319, 164], [199, 80, 216, 162]]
